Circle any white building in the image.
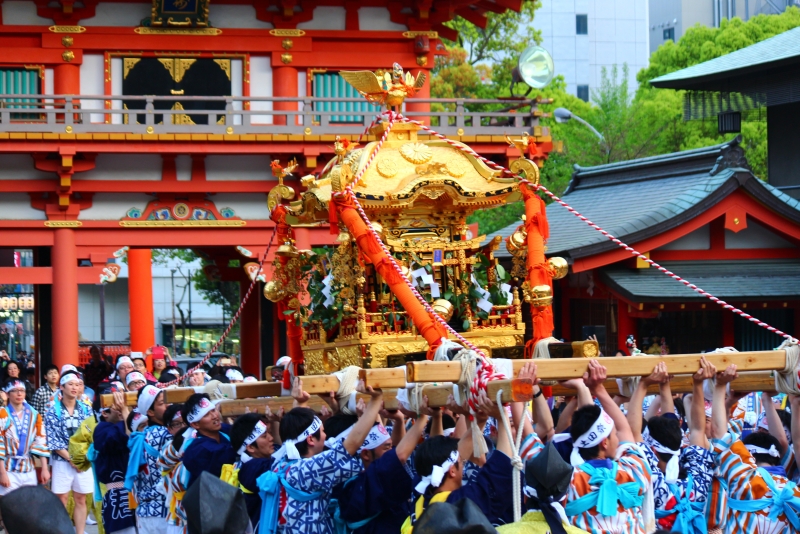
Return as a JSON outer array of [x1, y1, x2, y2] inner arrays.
[[78, 256, 228, 353], [535, 0, 650, 100]]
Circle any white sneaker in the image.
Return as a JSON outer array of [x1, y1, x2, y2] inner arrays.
[[86, 516, 97, 525]]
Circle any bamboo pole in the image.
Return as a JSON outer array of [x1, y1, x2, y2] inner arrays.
[[406, 351, 787, 383]]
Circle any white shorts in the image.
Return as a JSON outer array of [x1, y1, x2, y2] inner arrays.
[[167, 525, 185, 534], [110, 528, 137, 534], [51, 460, 94, 494], [138, 516, 168, 534], [0, 470, 37, 495]]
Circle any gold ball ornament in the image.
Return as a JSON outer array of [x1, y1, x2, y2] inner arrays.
[[263, 281, 285, 302], [510, 157, 540, 186], [432, 299, 454, 322], [548, 257, 569, 280]]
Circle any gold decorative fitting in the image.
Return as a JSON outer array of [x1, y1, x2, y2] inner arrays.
[[282, 39, 293, 50], [263, 280, 285, 303], [529, 284, 553, 308], [400, 143, 433, 164], [61, 36, 73, 47], [456, 128, 465, 136], [123, 58, 141, 79], [276, 242, 300, 257], [510, 157, 540, 186], [402, 31, 438, 39], [281, 53, 292, 64], [213, 59, 231, 80], [226, 126, 233, 134], [146, 126, 154, 134], [119, 220, 246, 227], [304, 127, 312, 135], [270, 29, 306, 37], [416, 55, 428, 66], [432, 299, 454, 321], [64, 126, 73, 133], [62, 50, 75, 62], [134, 27, 222, 35], [49, 25, 85, 33], [548, 257, 569, 280], [44, 221, 82, 227]]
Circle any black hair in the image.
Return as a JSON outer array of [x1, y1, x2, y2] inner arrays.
[[777, 409, 792, 435], [182, 393, 210, 426], [163, 403, 184, 428], [126, 409, 138, 433], [323, 413, 358, 440], [231, 413, 267, 455], [280, 407, 321, 458], [571, 405, 603, 461], [425, 413, 456, 435], [414, 435, 459, 478], [42, 364, 59, 381], [743, 432, 782, 466], [171, 430, 187, 451], [158, 371, 179, 384], [646, 416, 687, 477], [673, 398, 686, 421]]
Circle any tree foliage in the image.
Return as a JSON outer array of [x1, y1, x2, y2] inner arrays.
[[446, 7, 800, 236]]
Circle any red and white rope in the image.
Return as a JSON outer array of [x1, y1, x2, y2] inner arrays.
[[156, 226, 279, 388], [390, 112, 797, 344]]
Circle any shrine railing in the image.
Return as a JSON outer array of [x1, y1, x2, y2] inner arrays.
[[0, 94, 539, 136]]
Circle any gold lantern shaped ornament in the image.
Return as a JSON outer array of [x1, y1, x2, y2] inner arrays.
[[548, 257, 569, 280], [263, 281, 285, 303]]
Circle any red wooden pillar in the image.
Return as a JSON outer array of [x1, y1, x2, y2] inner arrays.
[[52, 229, 79, 370], [128, 249, 155, 353], [239, 278, 261, 377], [54, 64, 80, 94], [273, 66, 298, 126], [617, 299, 637, 355], [405, 68, 431, 125], [722, 306, 735, 347]]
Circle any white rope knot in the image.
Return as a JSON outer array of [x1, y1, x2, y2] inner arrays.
[[775, 340, 800, 395], [333, 366, 361, 415], [496, 388, 526, 522]]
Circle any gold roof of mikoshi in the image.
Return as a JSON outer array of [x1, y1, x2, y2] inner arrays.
[[288, 122, 522, 223]]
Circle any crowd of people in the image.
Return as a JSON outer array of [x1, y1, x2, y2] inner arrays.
[[0, 345, 798, 534]]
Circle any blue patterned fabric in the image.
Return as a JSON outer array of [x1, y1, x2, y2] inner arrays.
[[640, 443, 713, 514], [280, 440, 362, 534], [43, 398, 92, 461], [133, 425, 172, 518]]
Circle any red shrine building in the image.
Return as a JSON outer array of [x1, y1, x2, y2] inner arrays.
[[0, 0, 532, 376], [492, 137, 800, 357]]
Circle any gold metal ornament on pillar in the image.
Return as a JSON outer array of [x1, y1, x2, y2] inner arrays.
[[432, 299, 454, 321], [263, 281, 285, 302], [529, 285, 552, 308], [548, 257, 569, 280]]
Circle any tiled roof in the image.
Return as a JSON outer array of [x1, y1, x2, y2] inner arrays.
[[600, 260, 800, 301], [650, 27, 800, 89], [488, 137, 800, 259]]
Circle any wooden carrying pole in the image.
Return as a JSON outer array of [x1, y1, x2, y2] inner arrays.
[[298, 368, 408, 394], [406, 351, 788, 383], [548, 371, 777, 397], [101, 381, 284, 408], [217, 390, 400, 417]]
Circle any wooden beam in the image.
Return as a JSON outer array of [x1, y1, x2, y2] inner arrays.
[[406, 351, 787, 383], [548, 372, 777, 397], [163, 381, 283, 403], [302, 369, 407, 394], [218, 390, 399, 416], [420, 379, 533, 407]]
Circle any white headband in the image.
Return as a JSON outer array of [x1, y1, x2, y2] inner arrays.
[[415, 450, 459, 494], [137, 385, 161, 415], [243, 376, 258, 383], [283, 417, 322, 460], [746, 444, 780, 458], [226, 369, 244, 382], [643, 427, 680, 483], [187, 397, 219, 423], [569, 410, 614, 467], [60, 364, 77, 375], [757, 412, 770, 431], [704, 400, 713, 418], [359, 424, 391, 452], [172, 410, 182, 422], [275, 356, 292, 367], [60, 373, 82, 386], [2, 380, 25, 393], [116, 356, 133, 370], [131, 411, 149, 432], [324, 425, 354, 450], [238, 420, 268, 455], [126, 372, 146, 386]]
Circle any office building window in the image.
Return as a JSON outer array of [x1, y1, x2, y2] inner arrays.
[[663, 27, 675, 41], [577, 85, 589, 102], [576, 14, 588, 35]]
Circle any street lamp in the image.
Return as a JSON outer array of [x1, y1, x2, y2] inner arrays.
[[553, 107, 605, 142]]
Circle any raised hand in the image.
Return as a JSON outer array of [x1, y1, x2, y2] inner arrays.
[[582, 359, 608, 391], [716, 364, 739, 386], [693, 356, 716, 384], [643, 362, 669, 386], [291, 377, 311, 406]]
